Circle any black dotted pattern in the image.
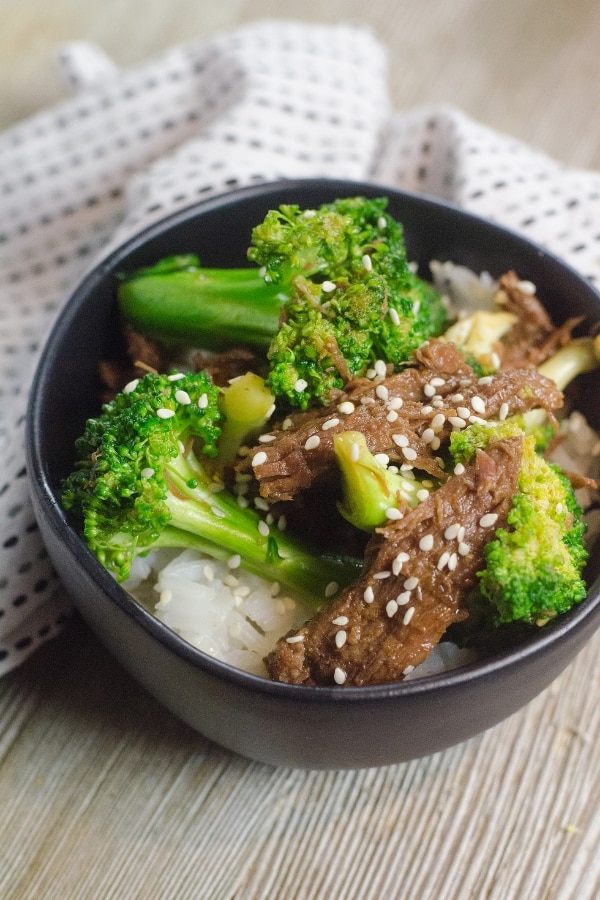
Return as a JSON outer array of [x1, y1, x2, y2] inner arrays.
[[374, 105, 600, 285], [0, 22, 388, 673]]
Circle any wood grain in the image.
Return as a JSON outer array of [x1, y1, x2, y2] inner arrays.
[[2, 2, 600, 897]]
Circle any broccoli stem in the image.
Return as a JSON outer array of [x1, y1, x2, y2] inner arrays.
[[217, 372, 276, 468], [163, 451, 362, 605], [118, 260, 285, 350], [333, 431, 434, 531]]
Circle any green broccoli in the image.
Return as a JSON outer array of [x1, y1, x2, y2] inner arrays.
[[450, 420, 588, 625], [333, 430, 437, 531], [61, 369, 362, 601], [117, 197, 449, 409]]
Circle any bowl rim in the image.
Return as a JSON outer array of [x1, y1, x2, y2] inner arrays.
[[26, 176, 600, 703]]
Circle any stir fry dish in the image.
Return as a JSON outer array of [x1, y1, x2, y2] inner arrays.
[[61, 196, 600, 686]]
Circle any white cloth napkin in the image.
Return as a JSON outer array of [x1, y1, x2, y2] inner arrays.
[[1, 19, 600, 675]]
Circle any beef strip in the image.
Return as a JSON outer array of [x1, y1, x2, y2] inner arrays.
[[265, 434, 523, 686], [495, 271, 582, 368], [241, 339, 563, 503]]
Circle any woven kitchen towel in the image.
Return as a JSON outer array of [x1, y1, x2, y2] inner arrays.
[[1, 19, 600, 675]]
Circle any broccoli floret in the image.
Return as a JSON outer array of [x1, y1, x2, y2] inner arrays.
[[117, 197, 449, 409], [61, 370, 362, 602], [450, 420, 588, 626], [333, 431, 437, 531]]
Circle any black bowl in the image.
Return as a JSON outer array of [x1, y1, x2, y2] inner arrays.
[[26, 179, 600, 769]]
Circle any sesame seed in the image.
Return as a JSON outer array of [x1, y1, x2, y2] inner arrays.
[[448, 552, 458, 571], [432, 399, 444, 408], [362, 253, 373, 272], [322, 417, 340, 430], [479, 513, 498, 528], [421, 428, 435, 444], [431, 413, 446, 431], [286, 634, 305, 644], [419, 534, 434, 551], [437, 551, 450, 570], [386, 507, 403, 520], [304, 434, 321, 451], [252, 450, 268, 466], [430, 376, 446, 387], [403, 665, 415, 675], [403, 606, 415, 625], [386, 599, 399, 617], [391, 556, 404, 576], [458, 542, 471, 555], [175, 389, 191, 405], [141, 467, 155, 479], [332, 616, 349, 626], [227, 554, 241, 569], [325, 581, 338, 597], [254, 496, 269, 511], [424, 383, 436, 397], [456, 406, 471, 419], [198, 393, 208, 409], [374, 452, 390, 466], [386, 410, 399, 423], [338, 401, 355, 414], [294, 378, 308, 392], [376, 384, 389, 401], [322, 280, 337, 292], [123, 378, 139, 393], [412, 299, 421, 316], [278, 515, 287, 531], [364, 586, 375, 603], [258, 521, 270, 537], [448, 416, 467, 429], [451, 393, 464, 402], [351, 442, 360, 462], [392, 433, 409, 447], [499, 402, 509, 420], [388, 397, 404, 410], [490, 352, 501, 369], [457, 525, 465, 542], [478, 375, 494, 385], [282, 417, 293, 430], [258, 433, 276, 443], [334, 667, 347, 685], [389, 307, 401, 326], [404, 575, 419, 590], [374, 359, 387, 378], [517, 279, 536, 294], [454, 462, 465, 475], [335, 630, 347, 649], [373, 570, 391, 580], [444, 523, 460, 540], [402, 446, 417, 461], [377, 216, 387, 229], [430, 437, 441, 451], [397, 591, 411, 605], [237, 496, 249, 508], [416, 489, 430, 502], [157, 407, 175, 419], [471, 395, 486, 414]]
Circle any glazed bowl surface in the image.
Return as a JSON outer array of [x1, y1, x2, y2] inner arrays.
[[26, 179, 600, 769]]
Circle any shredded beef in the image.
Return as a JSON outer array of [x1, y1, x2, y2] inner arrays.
[[241, 340, 563, 503], [495, 271, 582, 368], [265, 435, 523, 686]]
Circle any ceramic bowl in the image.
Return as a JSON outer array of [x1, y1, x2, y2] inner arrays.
[[26, 179, 600, 769]]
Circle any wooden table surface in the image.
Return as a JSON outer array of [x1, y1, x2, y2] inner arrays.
[[2, 2, 600, 898]]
